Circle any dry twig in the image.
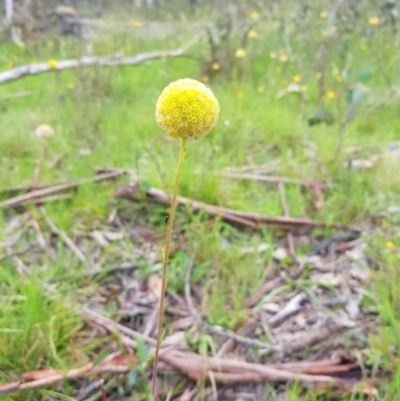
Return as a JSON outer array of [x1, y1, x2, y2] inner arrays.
[[184, 257, 277, 351]]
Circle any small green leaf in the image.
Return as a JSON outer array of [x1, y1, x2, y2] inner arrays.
[[308, 108, 334, 126], [356, 66, 374, 83], [126, 368, 138, 389], [344, 82, 369, 123], [93, 349, 111, 367], [139, 181, 152, 192], [136, 336, 150, 364]]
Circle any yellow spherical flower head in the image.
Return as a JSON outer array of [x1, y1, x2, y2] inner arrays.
[[156, 78, 220, 140]]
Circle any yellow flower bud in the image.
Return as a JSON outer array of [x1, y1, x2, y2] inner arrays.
[[235, 48, 246, 58], [250, 10, 259, 19], [156, 78, 220, 140], [48, 59, 57, 69], [326, 90, 336, 99], [293, 74, 302, 83], [368, 16, 379, 26]]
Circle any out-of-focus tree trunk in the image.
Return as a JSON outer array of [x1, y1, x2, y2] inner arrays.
[[5, 0, 13, 21]]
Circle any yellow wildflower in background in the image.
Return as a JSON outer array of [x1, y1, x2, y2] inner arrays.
[[47, 59, 57, 69], [66, 82, 75, 89], [235, 48, 246, 58], [237, 92, 244, 99], [17, 41, 24, 48], [280, 52, 288, 62], [212, 62, 220, 70], [320, 10, 328, 18], [248, 29, 257, 38], [155, 78, 220, 139], [301, 85, 307, 92], [386, 241, 394, 248], [316, 72, 322, 80], [250, 10, 259, 19], [293, 74, 302, 83], [47, 40, 53, 48], [125, 45, 131, 53], [30, 60, 36, 64], [257, 85, 265, 93], [132, 20, 142, 28], [270, 51, 276, 59], [202, 75, 209, 83], [326, 90, 336, 99], [336, 75, 343, 83], [368, 16, 380, 25], [6, 61, 13, 69], [360, 43, 368, 51], [276, 66, 282, 73]]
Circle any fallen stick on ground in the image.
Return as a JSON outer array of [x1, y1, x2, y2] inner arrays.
[[38, 206, 87, 263], [0, 301, 364, 395], [0, 35, 202, 84], [0, 170, 124, 209], [160, 349, 343, 385], [184, 256, 277, 351], [18, 193, 72, 207], [0, 243, 36, 262], [222, 172, 325, 188], [115, 183, 341, 230], [0, 353, 136, 394], [281, 323, 346, 355], [268, 292, 308, 326], [0, 182, 50, 195]]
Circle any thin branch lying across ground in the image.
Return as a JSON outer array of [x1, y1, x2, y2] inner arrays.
[[184, 256, 278, 351], [114, 182, 342, 230], [222, 172, 325, 188], [0, 353, 136, 394], [0, 170, 124, 208], [0, 34, 203, 84], [38, 206, 87, 264]]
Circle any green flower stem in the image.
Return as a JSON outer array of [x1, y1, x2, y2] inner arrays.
[[151, 137, 187, 397]]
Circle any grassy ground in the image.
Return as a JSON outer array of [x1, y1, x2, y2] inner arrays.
[[1, 1, 400, 399]]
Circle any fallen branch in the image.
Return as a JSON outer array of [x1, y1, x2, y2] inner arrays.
[[268, 292, 308, 327], [0, 170, 124, 209], [115, 183, 341, 230], [38, 206, 87, 263], [0, 243, 36, 262], [0, 35, 202, 84], [160, 349, 342, 385], [222, 172, 325, 188], [184, 256, 277, 351], [0, 353, 137, 395], [282, 323, 346, 355], [19, 193, 72, 207]]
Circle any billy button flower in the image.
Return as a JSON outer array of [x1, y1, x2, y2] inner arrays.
[[152, 78, 219, 395]]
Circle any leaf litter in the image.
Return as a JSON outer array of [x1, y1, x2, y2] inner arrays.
[[0, 170, 387, 400]]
